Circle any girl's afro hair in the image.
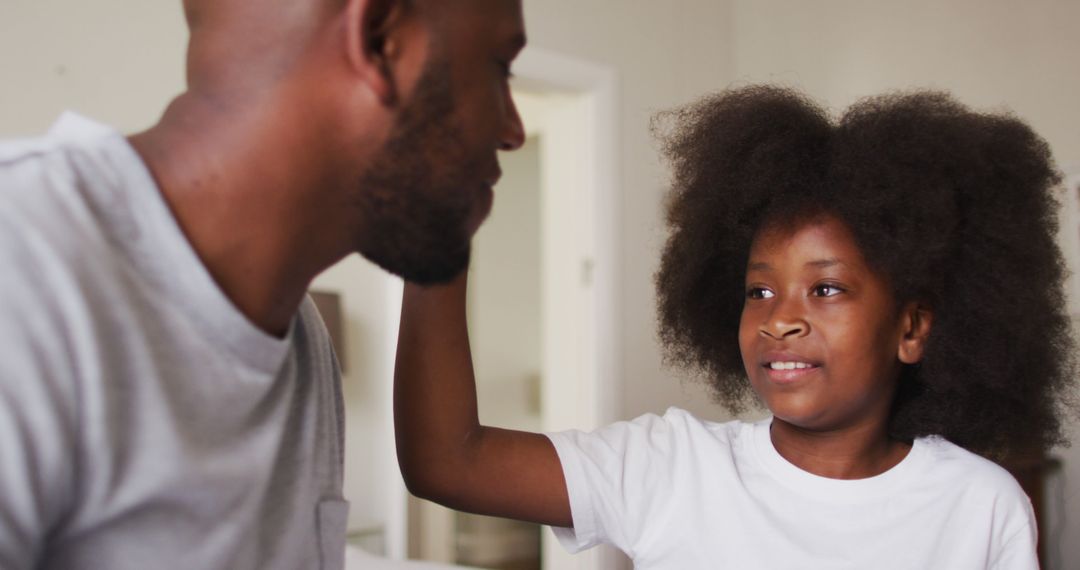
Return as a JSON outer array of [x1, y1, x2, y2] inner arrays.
[[654, 85, 1077, 457]]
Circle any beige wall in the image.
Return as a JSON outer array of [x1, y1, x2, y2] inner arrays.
[[522, 0, 735, 424], [470, 136, 543, 432], [731, 0, 1080, 171], [0, 0, 187, 135]]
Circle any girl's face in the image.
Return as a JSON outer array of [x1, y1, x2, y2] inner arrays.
[[738, 214, 926, 434]]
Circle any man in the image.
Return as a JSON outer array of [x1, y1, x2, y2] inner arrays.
[[0, 0, 525, 568]]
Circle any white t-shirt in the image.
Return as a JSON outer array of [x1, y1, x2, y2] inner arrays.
[[546, 408, 1037, 569], [0, 114, 348, 570]]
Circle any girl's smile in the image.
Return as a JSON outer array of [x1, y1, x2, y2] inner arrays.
[[759, 351, 821, 384]]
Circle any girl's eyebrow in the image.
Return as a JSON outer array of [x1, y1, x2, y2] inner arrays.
[[806, 258, 843, 269], [746, 258, 846, 272]]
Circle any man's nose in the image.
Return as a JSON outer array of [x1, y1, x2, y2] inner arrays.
[[499, 93, 526, 151]]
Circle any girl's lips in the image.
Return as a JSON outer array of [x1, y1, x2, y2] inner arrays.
[[759, 352, 822, 384], [762, 362, 821, 384]]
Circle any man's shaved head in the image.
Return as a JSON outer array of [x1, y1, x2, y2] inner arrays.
[[180, 0, 349, 93], [181, 0, 346, 38]]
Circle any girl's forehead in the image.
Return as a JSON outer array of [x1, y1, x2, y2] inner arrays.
[[746, 213, 903, 307], [747, 213, 871, 273]]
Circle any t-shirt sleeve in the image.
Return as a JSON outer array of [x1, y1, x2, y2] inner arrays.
[[544, 410, 685, 557], [988, 483, 1039, 570], [990, 525, 1038, 570], [0, 223, 78, 569]]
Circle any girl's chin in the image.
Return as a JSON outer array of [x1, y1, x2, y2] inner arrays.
[[756, 394, 832, 430]]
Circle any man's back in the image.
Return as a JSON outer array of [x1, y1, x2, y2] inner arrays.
[[0, 114, 347, 570]]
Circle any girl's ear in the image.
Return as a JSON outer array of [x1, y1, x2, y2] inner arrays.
[[898, 302, 933, 365], [342, 0, 406, 105]]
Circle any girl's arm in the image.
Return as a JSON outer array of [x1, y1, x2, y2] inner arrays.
[[394, 271, 572, 527]]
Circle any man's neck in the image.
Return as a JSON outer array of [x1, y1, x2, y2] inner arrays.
[[128, 93, 351, 337]]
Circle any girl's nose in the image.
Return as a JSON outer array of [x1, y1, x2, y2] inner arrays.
[[759, 302, 810, 340]]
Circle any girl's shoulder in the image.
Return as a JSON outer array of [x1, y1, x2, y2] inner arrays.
[[548, 407, 756, 458], [914, 436, 1029, 498], [655, 406, 758, 437], [605, 406, 760, 453]]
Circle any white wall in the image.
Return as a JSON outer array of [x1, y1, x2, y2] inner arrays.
[[728, 2, 1080, 568]]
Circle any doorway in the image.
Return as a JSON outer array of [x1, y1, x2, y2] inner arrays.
[[407, 61, 622, 569]]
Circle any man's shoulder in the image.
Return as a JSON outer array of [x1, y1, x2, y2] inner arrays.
[[0, 115, 114, 192], [0, 123, 134, 350], [0, 160, 110, 304], [0, 131, 58, 166], [0, 131, 77, 215], [1, 113, 126, 206], [0, 118, 130, 277]]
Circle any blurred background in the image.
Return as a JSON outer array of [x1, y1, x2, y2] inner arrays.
[[2, 1, 1079, 569]]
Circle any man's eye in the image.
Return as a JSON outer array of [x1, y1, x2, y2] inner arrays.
[[746, 287, 774, 300], [812, 284, 844, 297]]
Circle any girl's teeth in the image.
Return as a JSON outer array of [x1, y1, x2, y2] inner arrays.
[[769, 362, 812, 370]]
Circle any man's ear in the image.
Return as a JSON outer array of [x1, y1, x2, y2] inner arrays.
[[343, 0, 406, 105], [897, 302, 933, 365]]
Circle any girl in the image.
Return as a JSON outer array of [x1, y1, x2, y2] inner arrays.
[[394, 86, 1076, 569]]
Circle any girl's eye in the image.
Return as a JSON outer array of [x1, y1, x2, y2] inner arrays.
[[746, 287, 775, 300], [812, 284, 844, 297]]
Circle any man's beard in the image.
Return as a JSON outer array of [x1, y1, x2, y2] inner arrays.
[[354, 58, 488, 285]]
